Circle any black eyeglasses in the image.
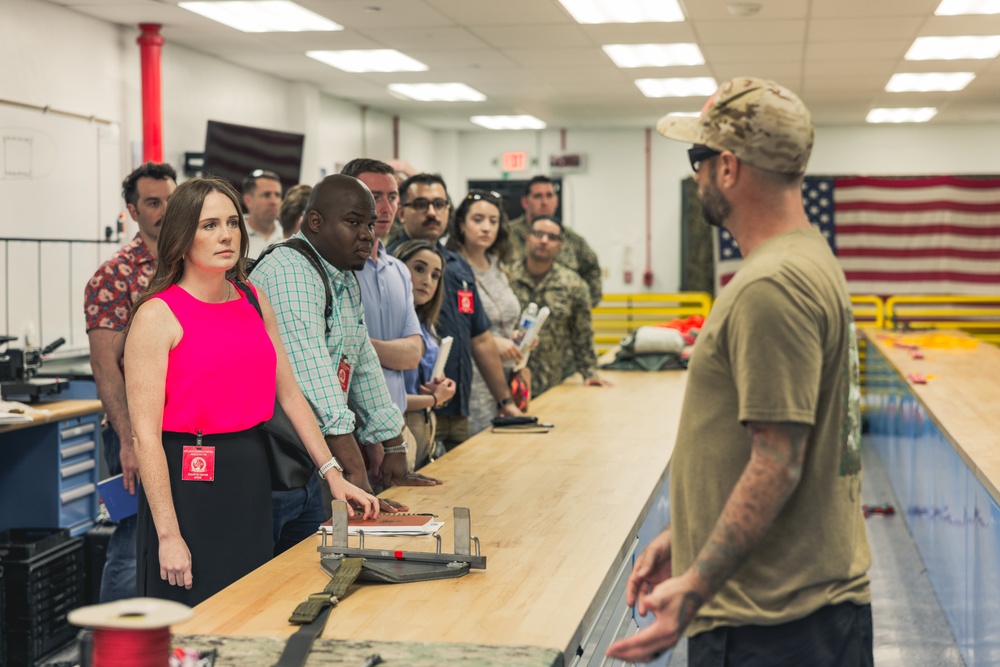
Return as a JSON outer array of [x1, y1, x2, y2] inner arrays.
[[688, 145, 721, 172], [466, 189, 503, 205], [402, 197, 450, 212], [529, 229, 562, 242]]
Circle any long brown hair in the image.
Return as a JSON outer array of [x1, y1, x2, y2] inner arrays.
[[391, 240, 445, 329], [445, 189, 509, 263], [127, 177, 249, 325]]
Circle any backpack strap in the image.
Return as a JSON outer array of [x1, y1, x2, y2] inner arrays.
[[249, 238, 333, 334], [233, 281, 262, 318]]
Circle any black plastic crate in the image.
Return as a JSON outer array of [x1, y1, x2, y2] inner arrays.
[[0, 528, 70, 561], [2, 538, 83, 666], [1, 564, 6, 667]]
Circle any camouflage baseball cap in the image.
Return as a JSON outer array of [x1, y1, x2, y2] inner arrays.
[[656, 77, 814, 175]]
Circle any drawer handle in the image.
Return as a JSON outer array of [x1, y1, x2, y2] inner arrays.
[[61, 483, 96, 503], [61, 440, 96, 459], [61, 459, 96, 478], [61, 422, 98, 440]]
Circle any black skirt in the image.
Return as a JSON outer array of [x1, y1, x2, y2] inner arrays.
[[137, 427, 273, 607]]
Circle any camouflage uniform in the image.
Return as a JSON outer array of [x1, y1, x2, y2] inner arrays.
[[507, 259, 598, 396], [508, 215, 603, 307]]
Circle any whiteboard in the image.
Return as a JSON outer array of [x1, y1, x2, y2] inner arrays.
[[0, 103, 122, 241]]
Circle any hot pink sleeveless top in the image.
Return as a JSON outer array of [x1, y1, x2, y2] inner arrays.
[[154, 282, 276, 434]]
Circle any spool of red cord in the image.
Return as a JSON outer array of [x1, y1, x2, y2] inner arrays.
[[68, 598, 193, 667]]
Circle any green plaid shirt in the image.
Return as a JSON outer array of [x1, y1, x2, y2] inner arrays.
[[252, 233, 403, 442]]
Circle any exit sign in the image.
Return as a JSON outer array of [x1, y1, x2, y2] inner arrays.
[[502, 151, 528, 172]]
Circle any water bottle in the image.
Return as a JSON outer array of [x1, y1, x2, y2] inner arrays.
[[518, 303, 539, 331], [514, 303, 539, 345]]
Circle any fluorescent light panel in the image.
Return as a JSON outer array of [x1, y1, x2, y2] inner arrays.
[[665, 111, 701, 118], [603, 43, 705, 68], [307, 50, 427, 73], [635, 77, 718, 98], [867, 108, 938, 123], [886, 72, 975, 92], [936, 0, 1000, 15], [558, 0, 684, 24], [179, 1, 342, 32], [905, 35, 1000, 60], [471, 115, 547, 130], [388, 83, 486, 102]]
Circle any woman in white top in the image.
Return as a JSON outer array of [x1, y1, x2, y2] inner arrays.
[[445, 190, 524, 435]]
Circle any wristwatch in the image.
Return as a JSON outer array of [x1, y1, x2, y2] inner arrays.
[[317, 456, 344, 478], [497, 397, 515, 410], [383, 441, 408, 455]]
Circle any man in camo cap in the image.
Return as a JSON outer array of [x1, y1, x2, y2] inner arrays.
[[608, 78, 872, 667]]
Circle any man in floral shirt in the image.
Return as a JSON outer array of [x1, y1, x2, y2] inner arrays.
[[84, 162, 176, 601]]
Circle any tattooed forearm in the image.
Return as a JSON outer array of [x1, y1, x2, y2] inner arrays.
[[690, 422, 810, 599], [677, 591, 704, 628]]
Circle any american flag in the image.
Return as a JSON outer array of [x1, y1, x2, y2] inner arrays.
[[714, 176, 1000, 296]]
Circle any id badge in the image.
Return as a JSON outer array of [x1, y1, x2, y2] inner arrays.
[[182, 445, 215, 482], [337, 355, 351, 392], [457, 289, 474, 314]]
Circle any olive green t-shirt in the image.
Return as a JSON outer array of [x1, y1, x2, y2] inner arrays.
[[671, 226, 871, 636]]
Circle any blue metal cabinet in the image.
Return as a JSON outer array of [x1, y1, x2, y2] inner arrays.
[[0, 411, 102, 537]]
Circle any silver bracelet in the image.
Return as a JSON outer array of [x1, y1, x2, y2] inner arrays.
[[383, 441, 408, 455]]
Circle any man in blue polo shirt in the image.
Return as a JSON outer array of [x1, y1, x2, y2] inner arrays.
[[388, 174, 522, 450]]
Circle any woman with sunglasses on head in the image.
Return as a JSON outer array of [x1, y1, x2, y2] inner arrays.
[[124, 177, 377, 606], [392, 240, 457, 469], [445, 190, 526, 436]]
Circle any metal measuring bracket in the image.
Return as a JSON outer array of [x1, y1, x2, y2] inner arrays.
[[318, 501, 486, 583]]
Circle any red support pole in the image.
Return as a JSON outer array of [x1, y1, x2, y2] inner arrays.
[[137, 23, 165, 163]]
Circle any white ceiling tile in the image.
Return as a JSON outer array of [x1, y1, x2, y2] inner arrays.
[[702, 43, 803, 63], [805, 41, 910, 62], [504, 47, 614, 68], [919, 15, 1000, 35], [468, 24, 593, 49], [807, 18, 925, 43], [809, 0, 939, 19], [296, 0, 454, 29], [694, 20, 807, 45], [424, 0, 571, 25], [358, 26, 494, 50], [682, 0, 808, 20], [576, 22, 697, 43], [399, 49, 520, 69]]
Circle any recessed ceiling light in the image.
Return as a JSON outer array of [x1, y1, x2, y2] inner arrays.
[[885, 72, 975, 92], [470, 115, 547, 130], [905, 35, 1000, 60], [866, 108, 938, 123], [179, 1, 342, 32], [306, 50, 427, 73], [558, 0, 684, 24], [935, 0, 1000, 15], [603, 44, 705, 68], [635, 77, 718, 97], [388, 83, 486, 102]]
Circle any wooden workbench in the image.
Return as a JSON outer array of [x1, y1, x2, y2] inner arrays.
[[862, 330, 1000, 502], [173, 368, 687, 661], [0, 398, 102, 434]]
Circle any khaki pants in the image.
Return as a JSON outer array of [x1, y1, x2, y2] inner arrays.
[[403, 411, 435, 471], [435, 414, 471, 452]]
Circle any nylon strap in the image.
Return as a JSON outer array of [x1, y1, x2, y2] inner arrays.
[[272, 558, 364, 667]]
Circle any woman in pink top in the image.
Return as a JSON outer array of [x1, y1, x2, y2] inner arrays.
[[125, 177, 377, 606]]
